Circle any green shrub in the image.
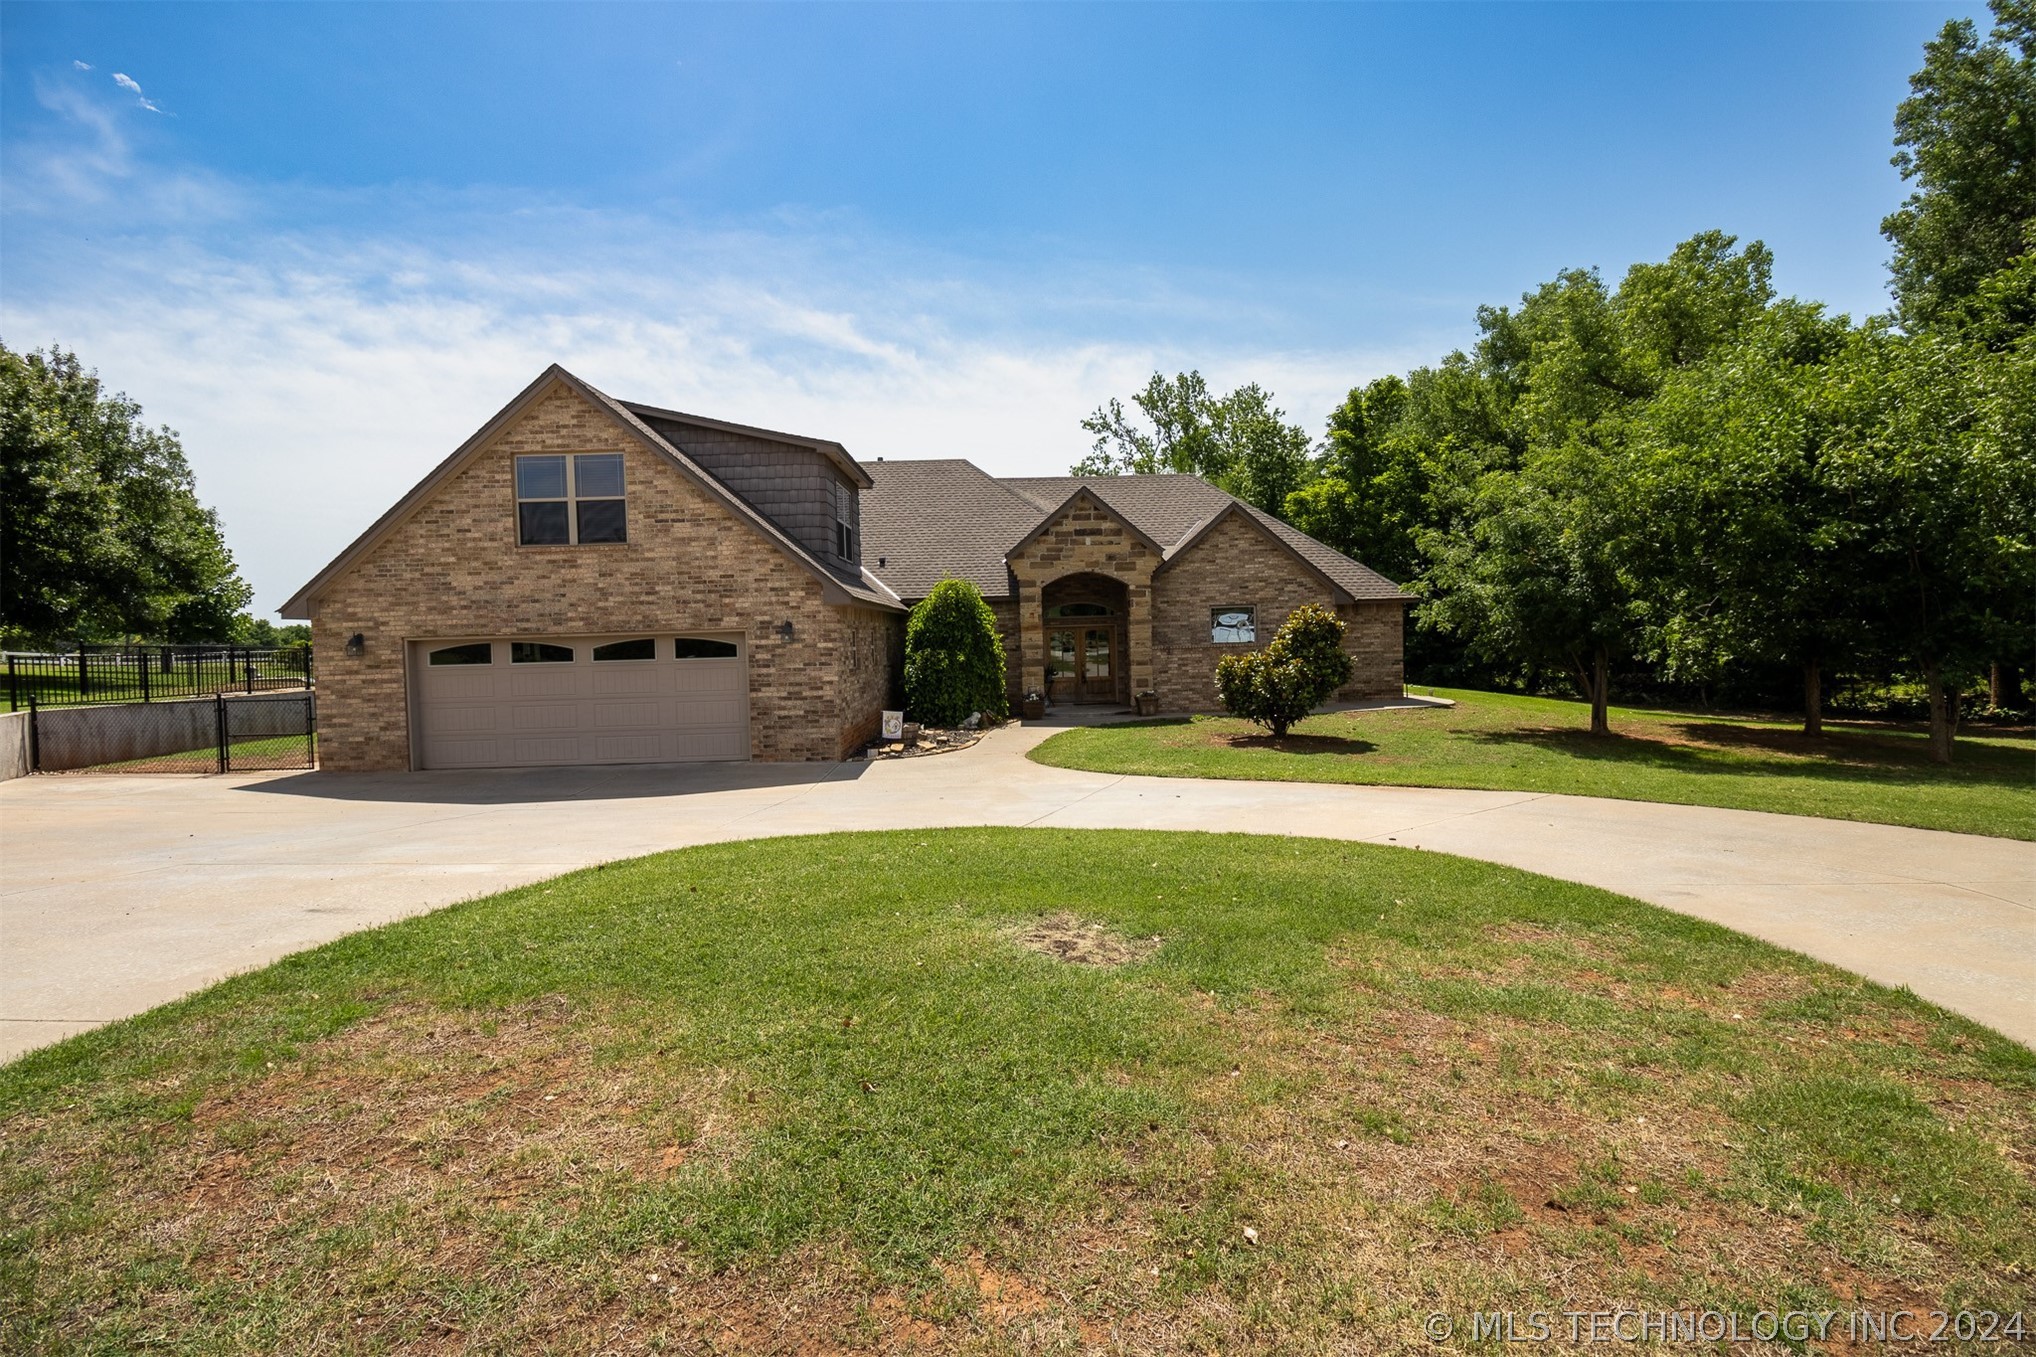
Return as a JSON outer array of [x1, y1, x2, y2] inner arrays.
[[904, 578, 1009, 727], [1214, 603, 1353, 738]]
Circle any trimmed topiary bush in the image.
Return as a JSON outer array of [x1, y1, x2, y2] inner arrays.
[[904, 578, 1009, 727], [1214, 602, 1353, 738]]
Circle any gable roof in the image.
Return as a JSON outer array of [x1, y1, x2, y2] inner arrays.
[[861, 462, 1413, 604], [1156, 499, 1351, 599], [1005, 485, 1168, 561], [280, 365, 900, 618], [858, 459, 1043, 601], [616, 399, 872, 488]]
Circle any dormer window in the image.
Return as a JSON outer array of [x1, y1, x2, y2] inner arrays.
[[833, 479, 859, 564], [516, 453, 627, 546]]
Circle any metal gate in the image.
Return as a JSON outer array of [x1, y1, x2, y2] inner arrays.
[[25, 691, 316, 773]]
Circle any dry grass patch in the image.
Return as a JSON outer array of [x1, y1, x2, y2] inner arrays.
[[1008, 912, 1163, 968]]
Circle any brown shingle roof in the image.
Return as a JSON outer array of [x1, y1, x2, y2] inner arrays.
[[861, 461, 1412, 604]]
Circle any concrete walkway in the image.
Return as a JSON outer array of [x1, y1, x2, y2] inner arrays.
[[3, 719, 2030, 1059]]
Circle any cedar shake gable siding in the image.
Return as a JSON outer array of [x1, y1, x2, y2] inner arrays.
[[300, 378, 899, 770]]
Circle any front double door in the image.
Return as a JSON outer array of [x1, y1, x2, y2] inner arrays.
[[1048, 626, 1117, 703]]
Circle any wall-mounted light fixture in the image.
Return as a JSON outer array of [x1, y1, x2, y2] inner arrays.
[[344, 632, 366, 656], [776, 620, 796, 642], [877, 556, 887, 569]]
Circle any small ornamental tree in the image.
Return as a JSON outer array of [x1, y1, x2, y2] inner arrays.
[[903, 578, 1009, 728], [1214, 603, 1353, 738]]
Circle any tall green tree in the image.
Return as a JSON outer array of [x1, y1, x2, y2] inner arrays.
[[1421, 441, 1635, 734], [1416, 232, 1778, 732], [1285, 375, 1427, 583], [1629, 303, 1860, 733], [1074, 371, 1314, 517], [0, 343, 252, 645], [1883, 0, 2036, 334], [1819, 329, 2034, 762]]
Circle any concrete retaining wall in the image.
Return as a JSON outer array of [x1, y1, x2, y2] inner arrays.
[[27, 695, 311, 772], [0, 711, 28, 781]]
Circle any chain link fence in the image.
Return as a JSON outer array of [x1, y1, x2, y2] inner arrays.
[[25, 692, 315, 773]]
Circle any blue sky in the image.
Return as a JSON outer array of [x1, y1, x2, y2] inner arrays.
[[0, 1, 1981, 614]]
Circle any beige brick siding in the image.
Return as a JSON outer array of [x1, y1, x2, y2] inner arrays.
[[835, 606, 903, 755], [309, 382, 885, 770], [1335, 600, 1407, 700], [1148, 514, 1406, 710], [987, 598, 1022, 699], [1007, 493, 1158, 700]]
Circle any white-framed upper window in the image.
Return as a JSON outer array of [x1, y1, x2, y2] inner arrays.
[[515, 453, 627, 546], [1211, 606, 1256, 644], [833, 479, 859, 563]]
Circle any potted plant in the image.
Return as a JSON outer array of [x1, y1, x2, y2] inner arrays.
[[1134, 689, 1159, 717], [1020, 688, 1046, 720]]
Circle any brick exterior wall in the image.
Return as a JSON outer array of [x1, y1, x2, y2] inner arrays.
[[987, 598, 1022, 700], [974, 499, 1406, 713], [835, 606, 904, 755], [308, 381, 890, 770], [1139, 512, 1410, 712], [1335, 600, 1407, 701], [1006, 492, 1159, 701]]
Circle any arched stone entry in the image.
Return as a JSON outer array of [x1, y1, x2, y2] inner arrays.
[[1040, 573, 1129, 705], [1006, 489, 1161, 710]]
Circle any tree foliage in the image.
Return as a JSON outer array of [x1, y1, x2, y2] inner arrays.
[[1, 343, 252, 646], [1074, 371, 1314, 516], [1214, 603, 1353, 739], [1284, 376, 1426, 583], [1883, 0, 2036, 334], [1063, 5, 2032, 760], [1815, 328, 2034, 759], [1628, 303, 1860, 731], [903, 578, 1009, 727], [1418, 232, 1779, 735]]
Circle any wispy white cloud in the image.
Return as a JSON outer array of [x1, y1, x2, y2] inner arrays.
[[1, 156, 1439, 617], [111, 71, 165, 113], [72, 60, 93, 71]]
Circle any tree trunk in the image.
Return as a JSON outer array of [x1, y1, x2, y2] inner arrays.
[[1802, 661, 1823, 737], [1991, 662, 2004, 710], [1924, 661, 1954, 765], [1588, 648, 1610, 737]]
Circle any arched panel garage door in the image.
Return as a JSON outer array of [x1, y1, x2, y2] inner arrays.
[[410, 634, 749, 769]]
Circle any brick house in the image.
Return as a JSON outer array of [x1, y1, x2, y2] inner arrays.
[[283, 366, 1411, 771]]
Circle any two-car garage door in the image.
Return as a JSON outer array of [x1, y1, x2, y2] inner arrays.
[[411, 634, 748, 769]]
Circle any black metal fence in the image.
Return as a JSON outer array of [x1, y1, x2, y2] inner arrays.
[[4, 645, 312, 712], [24, 691, 316, 773]]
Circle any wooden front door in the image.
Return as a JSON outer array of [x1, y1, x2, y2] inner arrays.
[[1047, 626, 1117, 703], [1080, 626, 1115, 701]]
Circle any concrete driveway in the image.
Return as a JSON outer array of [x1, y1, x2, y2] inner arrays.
[[4, 720, 2031, 1059]]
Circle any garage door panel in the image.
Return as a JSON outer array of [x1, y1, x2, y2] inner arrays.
[[594, 734, 665, 761], [511, 736, 581, 764], [415, 635, 748, 769], [593, 668, 663, 696], [430, 671, 499, 700], [675, 660, 744, 692], [510, 704, 582, 731], [675, 729, 746, 760], [594, 700, 661, 727], [508, 670, 580, 698]]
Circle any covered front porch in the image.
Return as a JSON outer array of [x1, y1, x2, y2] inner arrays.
[[1005, 486, 1162, 711]]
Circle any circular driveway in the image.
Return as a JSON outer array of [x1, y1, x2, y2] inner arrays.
[[3, 720, 2029, 1059]]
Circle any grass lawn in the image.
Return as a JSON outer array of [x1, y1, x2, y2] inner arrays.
[[3, 829, 2029, 1355], [1030, 687, 2036, 841], [79, 733, 316, 774]]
